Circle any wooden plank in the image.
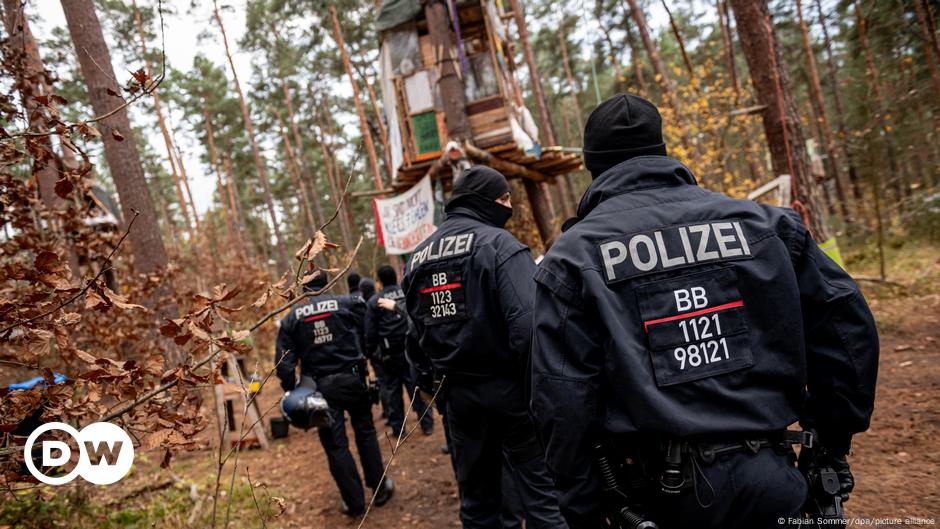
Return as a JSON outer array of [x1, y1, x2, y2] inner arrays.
[[467, 95, 505, 115]]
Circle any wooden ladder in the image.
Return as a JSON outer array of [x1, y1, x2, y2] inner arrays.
[[213, 351, 270, 450]]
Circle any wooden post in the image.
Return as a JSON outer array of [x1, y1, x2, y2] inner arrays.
[[424, 0, 472, 142]]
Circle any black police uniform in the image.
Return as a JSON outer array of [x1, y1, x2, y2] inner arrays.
[[402, 166, 568, 529], [275, 288, 387, 515], [364, 281, 434, 436], [530, 155, 879, 529]]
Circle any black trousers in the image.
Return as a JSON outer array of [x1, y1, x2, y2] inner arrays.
[[316, 371, 386, 513], [645, 447, 808, 529], [381, 353, 434, 436], [446, 377, 568, 529]]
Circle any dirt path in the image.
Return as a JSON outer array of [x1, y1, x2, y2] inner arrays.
[[103, 288, 940, 529]]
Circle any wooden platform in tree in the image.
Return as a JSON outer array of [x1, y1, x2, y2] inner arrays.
[[392, 141, 582, 189]]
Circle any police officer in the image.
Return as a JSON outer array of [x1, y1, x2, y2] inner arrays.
[[359, 277, 376, 301], [402, 165, 568, 529], [347, 272, 362, 297], [275, 272, 394, 517], [365, 265, 435, 436], [530, 93, 879, 529]]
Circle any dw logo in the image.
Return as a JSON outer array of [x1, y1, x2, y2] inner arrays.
[[24, 422, 134, 485]]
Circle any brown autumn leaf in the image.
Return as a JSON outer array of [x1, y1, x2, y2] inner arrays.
[[106, 87, 119, 97], [101, 286, 145, 310], [54, 177, 73, 199], [294, 238, 312, 261], [301, 270, 320, 285], [160, 318, 183, 337], [85, 288, 110, 312], [130, 68, 149, 86], [230, 330, 250, 341], [306, 231, 328, 261], [251, 289, 269, 309], [73, 349, 97, 365], [49, 94, 68, 105], [33, 251, 60, 273], [187, 320, 210, 342], [76, 121, 100, 139]]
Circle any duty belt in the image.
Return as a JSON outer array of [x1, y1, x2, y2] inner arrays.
[[658, 430, 814, 501], [695, 430, 814, 465]]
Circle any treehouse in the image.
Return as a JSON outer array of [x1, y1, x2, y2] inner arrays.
[[376, 0, 582, 189]]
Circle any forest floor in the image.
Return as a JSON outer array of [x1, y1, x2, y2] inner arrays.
[[2, 238, 939, 529]]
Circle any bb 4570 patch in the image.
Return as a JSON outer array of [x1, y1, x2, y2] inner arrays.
[[634, 267, 754, 386]]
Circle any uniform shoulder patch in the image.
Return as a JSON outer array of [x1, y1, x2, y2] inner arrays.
[[597, 220, 752, 283]]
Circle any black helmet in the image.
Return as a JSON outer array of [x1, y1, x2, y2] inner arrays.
[[279, 376, 330, 430]]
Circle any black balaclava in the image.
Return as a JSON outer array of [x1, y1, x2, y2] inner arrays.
[[582, 93, 668, 178], [358, 278, 376, 300], [304, 271, 329, 294], [376, 265, 397, 287], [444, 165, 512, 228], [346, 272, 361, 292]]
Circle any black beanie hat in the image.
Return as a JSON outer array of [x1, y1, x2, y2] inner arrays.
[[346, 272, 361, 291], [304, 270, 329, 293], [447, 165, 511, 205], [358, 277, 376, 300], [445, 165, 513, 228], [376, 265, 397, 287], [582, 93, 667, 178]]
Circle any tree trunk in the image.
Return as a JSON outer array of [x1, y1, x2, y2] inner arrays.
[[278, 80, 325, 226], [559, 24, 585, 138], [312, 96, 354, 249], [509, 0, 571, 223], [813, 0, 861, 201], [353, 62, 395, 181], [60, 0, 172, 275], [277, 114, 318, 238], [914, 0, 940, 108], [622, 0, 673, 96], [661, 0, 695, 83], [221, 153, 253, 258], [203, 107, 244, 257], [716, 0, 741, 102], [328, 3, 385, 193], [852, 0, 904, 202], [2, 0, 61, 211], [728, 0, 829, 240], [211, 0, 288, 270], [130, 0, 195, 242], [795, 0, 850, 222], [424, 0, 472, 142], [622, 12, 649, 95]]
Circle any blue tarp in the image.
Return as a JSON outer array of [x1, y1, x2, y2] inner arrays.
[[7, 373, 67, 391]]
